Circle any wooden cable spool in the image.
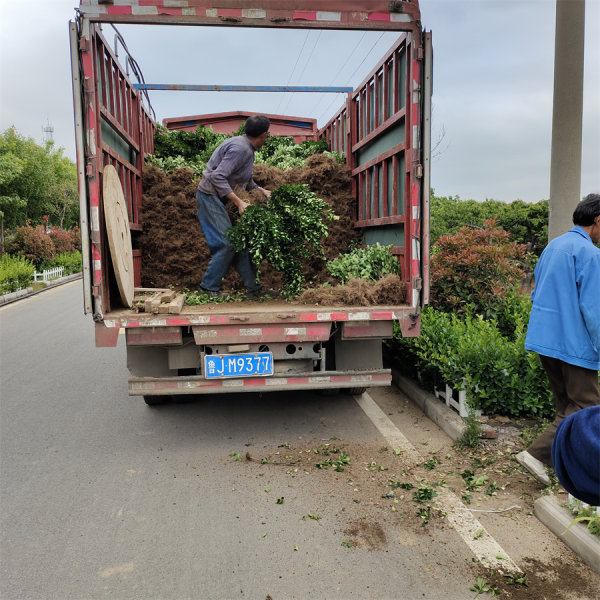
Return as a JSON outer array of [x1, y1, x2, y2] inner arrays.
[[102, 164, 134, 307]]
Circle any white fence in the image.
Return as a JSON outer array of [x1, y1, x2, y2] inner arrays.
[[33, 266, 64, 282], [434, 381, 482, 418]]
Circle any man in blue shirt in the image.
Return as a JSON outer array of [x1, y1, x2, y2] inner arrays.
[[517, 193, 600, 486], [196, 115, 271, 298]]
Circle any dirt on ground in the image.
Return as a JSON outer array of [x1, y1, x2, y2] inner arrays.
[[139, 155, 369, 298], [241, 387, 600, 600]]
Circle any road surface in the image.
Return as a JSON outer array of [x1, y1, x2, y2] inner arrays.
[[1, 281, 598, 600]]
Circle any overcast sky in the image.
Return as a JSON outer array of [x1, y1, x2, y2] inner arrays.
[[1, 1, 598, 203]]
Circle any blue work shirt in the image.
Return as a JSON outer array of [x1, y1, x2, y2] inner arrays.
[[525, 226, 600, 370], [197, 135, 259, 199]]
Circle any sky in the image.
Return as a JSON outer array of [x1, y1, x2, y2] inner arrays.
[[1, 0, 598, 204]]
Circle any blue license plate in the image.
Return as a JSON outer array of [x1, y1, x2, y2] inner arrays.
[[204, 352, 273, 379]]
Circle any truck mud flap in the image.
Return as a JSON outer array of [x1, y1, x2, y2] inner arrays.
[[128, 369, 391, 396]]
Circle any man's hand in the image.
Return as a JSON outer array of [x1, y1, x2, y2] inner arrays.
[[260, 187, 271, 199], [225, 191, 248, 214]]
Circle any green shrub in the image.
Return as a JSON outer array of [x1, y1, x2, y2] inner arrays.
[[0, 253, 34, 294], [256, 137, 330, 170], [148, 126, 333, 174], [51, 251, 82, 275], [326, 243, 401, 284], [227, 184, 335, 297], [389, 303, 553, 418]]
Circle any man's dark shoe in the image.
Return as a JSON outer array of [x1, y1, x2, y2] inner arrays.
[[199, 287, 230, 299], [247, 286, 269, 299]]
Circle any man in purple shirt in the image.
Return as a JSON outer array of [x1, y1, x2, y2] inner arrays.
[[196, 115, 271, 298]]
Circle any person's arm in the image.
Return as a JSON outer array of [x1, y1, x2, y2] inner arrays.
[[223, 191, 249, 214]]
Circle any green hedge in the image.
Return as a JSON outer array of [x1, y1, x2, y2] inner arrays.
[[388, 298, 553, 418], [48, 251, 82, 275], [430, 194, 549, 257], [0, 254, 35, 294]]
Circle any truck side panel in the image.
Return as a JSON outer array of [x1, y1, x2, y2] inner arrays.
[[319, 33, 426, 309], [75, 21, 154, 316]]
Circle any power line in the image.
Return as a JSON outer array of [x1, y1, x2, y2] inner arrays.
[[309, 31, 367, 117], [276, 31, 311, 114], [317, 32, 385, 124], [280, 30, 323, 115]]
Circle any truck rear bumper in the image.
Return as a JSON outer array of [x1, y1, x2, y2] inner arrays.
[[128, 369, 391, 396]]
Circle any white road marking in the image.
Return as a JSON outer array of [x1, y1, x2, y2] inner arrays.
[[356, 392, 522, 573]]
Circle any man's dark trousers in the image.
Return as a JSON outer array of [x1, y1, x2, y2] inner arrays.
[[528, 355, 600, 466]]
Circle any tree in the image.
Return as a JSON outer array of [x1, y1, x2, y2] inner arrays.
[[429, 192, 549, 256], [0, 127, 79, 231], [0, 151, 26, 253]]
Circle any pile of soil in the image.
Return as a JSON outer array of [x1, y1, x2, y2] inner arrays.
[[139, 154, 404, 303]]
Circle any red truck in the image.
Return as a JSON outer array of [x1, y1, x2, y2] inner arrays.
[[69, 0, 432, 405]]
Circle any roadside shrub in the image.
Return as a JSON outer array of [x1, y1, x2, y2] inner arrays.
[[48, 228, 75, 254], [389, 303, 553, 418], [430, 194, 549, 256], [52, 251, 82, 275], [5, 223, 55, 268], [0, 253, 34, 294], [430, 219, 527, 321], [69, 226, 82, 252], [326, 243, 401, 284]]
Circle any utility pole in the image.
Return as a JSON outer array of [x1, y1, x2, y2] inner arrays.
[[548, 0, 585, 241]]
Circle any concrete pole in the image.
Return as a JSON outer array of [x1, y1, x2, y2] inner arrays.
[[548, 0, 585, 241]]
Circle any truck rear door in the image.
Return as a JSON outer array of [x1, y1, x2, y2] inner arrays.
[[70, 18, 155, 317]]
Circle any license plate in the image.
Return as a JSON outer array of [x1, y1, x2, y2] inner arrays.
[[203, 352, 273, 379]]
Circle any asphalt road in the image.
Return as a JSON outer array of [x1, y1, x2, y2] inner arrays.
[[0, 282, 518, 599]]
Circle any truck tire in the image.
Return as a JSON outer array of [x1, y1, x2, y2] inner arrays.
[[318, 388, 340, 396], [143, 395, 171, 406], [344, 387, 367, 395]]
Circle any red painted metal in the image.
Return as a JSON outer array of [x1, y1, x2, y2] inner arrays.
[[192, 322, 331, 345], [94, 322, 120, 347], [318, 33, 424, 301], [126, 327, 183, 346], [128, 371, 392, 395], [79, 23, 156, 313], [79, 1, 421, 30], [101, 307, 410, 330], [163, 111, 317, 143], [341, 320, 393, 339]]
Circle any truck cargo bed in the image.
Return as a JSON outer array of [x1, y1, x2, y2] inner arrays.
[[102, 299, 414, 328]]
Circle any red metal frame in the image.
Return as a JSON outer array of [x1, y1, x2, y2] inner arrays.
[[75, 1, 425, 316], [78, 1, 421, 30], [79, 24, 155, 313]]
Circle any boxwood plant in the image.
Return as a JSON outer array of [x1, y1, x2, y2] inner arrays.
[[227, 183, 336, 297]]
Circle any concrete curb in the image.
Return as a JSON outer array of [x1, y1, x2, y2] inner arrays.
[[0, 273, 82, 306], [534, 496, 600, 574], [391, 369, 466, 440], [391, 369, 600, 572]]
